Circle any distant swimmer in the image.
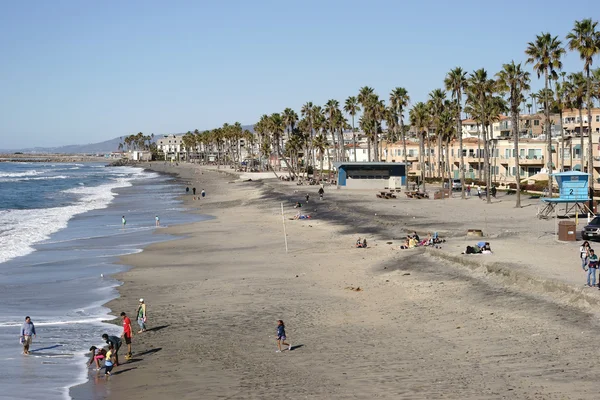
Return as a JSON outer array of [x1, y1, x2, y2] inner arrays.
[[155, 215, 160, 227], [201, 189, 206, 198], [122, 216, 126, 229], [20, 316, 36, 355]]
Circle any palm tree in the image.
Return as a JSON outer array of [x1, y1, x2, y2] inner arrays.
[[553, 79, 567, 172], [427, 89, 446, 178], [301, 102, 315, 174], [325, 99, 341, 163], [389, 87, 411, 189], [445, 67, 468, 198], [384, 107, 399, 161], [409, 102, 429, 192], [566, 72, 588, 171], [468, 69, 493, 194], [312, 134, 328, 181], [567, 19, 600, 196], [525, 32, 566, 196], [344, 96, 361, 162], [497, 62, 531, 207], [358, 87, 376, 161]]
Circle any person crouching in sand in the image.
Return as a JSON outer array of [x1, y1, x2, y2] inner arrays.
[[276, 320, 291, 352]]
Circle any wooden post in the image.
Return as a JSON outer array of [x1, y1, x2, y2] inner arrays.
[[281, 203, 288, 253]]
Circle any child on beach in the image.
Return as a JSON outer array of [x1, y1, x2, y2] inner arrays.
[[104, 344, 116, 376], [87, 346, 106, 370], [275, 320, 291, 352], [155, 215, 160, 227]]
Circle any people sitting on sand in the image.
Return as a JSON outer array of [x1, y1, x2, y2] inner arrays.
[[293, 213, 311, 220], [294, 202, 302, 209], [462, 242, 492, 254], [356, 238, 368, 248], [412, 231, 420, 241]]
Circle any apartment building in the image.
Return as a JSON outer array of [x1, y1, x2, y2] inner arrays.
[[382, 131, 600, 184]]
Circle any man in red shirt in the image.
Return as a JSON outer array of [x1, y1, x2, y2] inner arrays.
[[120, 312, 133, 359]]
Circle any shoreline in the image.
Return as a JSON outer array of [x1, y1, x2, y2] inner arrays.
[[77, 162, 600, 400]]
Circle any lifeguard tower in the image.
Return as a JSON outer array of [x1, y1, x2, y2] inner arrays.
[[537, 171, 593, 219]]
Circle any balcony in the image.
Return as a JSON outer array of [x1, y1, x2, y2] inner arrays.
[[519, 156, 544, 165], [406, 155, 418, 162]]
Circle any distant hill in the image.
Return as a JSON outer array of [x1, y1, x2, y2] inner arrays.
[[1, 125, 255, 154]]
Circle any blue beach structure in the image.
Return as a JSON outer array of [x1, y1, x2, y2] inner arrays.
[[537, 171, 592, 219], [334, 162, 407, 190]]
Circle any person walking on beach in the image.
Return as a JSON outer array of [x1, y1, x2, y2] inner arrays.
[[586, 249, 598, 287], [155, 215, 160, 227], [580, 241, 590, 271], [136, 299, 147, 333], [305, 193, 309, 203], [201, 189, 206, 198], [466, 185, 471, 197], [186, 187, 190, 194], [102, 333, 122, 366], [120, 312, 133, 359], [192, 187, 196, 195], [318, 187, 324, 200], [275, 320, 291, 352], [19, 316, 36, 355]]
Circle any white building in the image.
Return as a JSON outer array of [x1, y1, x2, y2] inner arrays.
[[157, 134, 184, 160]]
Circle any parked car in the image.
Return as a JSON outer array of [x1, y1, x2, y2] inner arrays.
[[582, 217, 600, 240], [452, 179, 462, 191]]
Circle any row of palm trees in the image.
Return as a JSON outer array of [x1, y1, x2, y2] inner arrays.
[[118, 132, 154, 152], [169, 18, 599, 207]]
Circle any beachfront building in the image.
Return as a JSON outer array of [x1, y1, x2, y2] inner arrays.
[[157, 134, 184, 161], [334, 162, 407, 189], [345, 144, 370, 162], [382, 130, 600, 184]]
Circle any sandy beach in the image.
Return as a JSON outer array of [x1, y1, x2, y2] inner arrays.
[[82, 163, 600, 400]]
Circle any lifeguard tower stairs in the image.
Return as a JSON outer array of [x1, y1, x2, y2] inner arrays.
[[537, 171, 593, 219]]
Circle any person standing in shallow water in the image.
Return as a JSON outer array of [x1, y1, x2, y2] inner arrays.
[[186, 187, 190, 194], [155, 215, 160, 227], [121, 216, 126, 229], [20, 316, 36, 355]]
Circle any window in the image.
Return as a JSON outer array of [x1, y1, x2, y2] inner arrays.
[[362, 149, 366, 154], [596, 115, 600, 122], [534, 120, 540, 126]]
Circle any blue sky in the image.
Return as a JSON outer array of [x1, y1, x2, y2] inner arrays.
[[1, 0, 599, 149]]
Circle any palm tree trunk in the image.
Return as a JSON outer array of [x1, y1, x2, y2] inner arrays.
[[352, 116, 357, 162], [587, 68, 594, 202], [484, 122, 491, 204], [513, 106, 521, 208], [580, 107, 584, 173], [401, 116, 409, 190], [477, 123, 482, 181], [544, 71, 552, 197], [559, 109, 564, 172], [437, 133, 442, 178], [420, 132, 426, 192], [367, 135, 372, 162], [458, 94, 465, 199], [427, 132, 431, 178]]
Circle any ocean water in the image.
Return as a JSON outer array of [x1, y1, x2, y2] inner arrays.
[[0, 162, 202, 400]]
